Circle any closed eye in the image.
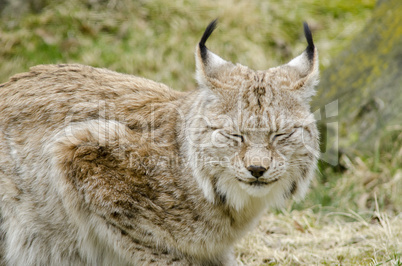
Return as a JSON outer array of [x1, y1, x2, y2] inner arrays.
[[230, 134, 244, 142], [272, 133, 287, 141], [273, 129, 297, 141], [220, 131, 244, 143]]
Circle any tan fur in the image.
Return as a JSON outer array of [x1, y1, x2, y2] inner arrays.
[[0, 23, 319, 265]]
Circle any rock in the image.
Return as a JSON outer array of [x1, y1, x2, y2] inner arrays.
[[312, 0, 402, 161]]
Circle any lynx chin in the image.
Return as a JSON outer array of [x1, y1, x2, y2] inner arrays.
[[0, 20, 319, 265]]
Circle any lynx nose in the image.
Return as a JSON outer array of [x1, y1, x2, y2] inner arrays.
[[247, 165, 267, 178]]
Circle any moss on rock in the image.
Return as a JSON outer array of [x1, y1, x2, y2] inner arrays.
[[313, 0, 402, 158]]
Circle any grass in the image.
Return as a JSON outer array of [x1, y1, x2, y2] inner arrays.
[[1, 0, 401, 265], [303, 128, 402, 216], [236, 209, 401, 265], [0, 0, 375, 89]]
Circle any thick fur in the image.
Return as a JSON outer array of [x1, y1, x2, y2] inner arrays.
[[0, 22, 319, 265]]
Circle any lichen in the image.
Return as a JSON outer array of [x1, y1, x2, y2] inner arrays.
[[313, 0, 402, 156]]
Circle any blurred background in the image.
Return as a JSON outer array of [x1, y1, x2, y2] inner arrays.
[[0, 0, 375, 88], [0, 0, 400, 264]]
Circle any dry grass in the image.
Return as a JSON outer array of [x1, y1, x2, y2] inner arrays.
[[237, 208, 401, 265]]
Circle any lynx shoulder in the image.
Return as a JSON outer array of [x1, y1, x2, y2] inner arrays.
[[0, 21, 319, 265]]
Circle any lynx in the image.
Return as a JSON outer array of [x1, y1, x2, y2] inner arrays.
[[0, 20, 319, 265]]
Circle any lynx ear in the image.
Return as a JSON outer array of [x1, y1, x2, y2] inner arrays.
[[195, 19, 235, 87], [283, 22, 319, 100]]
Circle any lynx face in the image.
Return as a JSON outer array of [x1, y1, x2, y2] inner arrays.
[[185, 20, 319, 210]]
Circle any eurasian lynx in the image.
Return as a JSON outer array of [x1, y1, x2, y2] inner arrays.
[[0, 20, 319, 265]]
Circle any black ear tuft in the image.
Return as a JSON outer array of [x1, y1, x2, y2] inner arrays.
[[199, 19, 218, 61], [303, 22, 315, 61]]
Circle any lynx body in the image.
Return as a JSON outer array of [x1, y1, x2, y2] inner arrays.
[[0, 21, 319, 265]]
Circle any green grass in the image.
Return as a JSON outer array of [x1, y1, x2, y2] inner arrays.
[[294, 128, 402, 218], [0, 0, 375, 90]]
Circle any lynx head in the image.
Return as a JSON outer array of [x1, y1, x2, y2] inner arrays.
[[185, 20, 319, 211]]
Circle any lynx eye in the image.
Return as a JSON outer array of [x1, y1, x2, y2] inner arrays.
[[230, 134, 244, 142], [272, 129, 297, 141], [219, 131, 244, 143], [272, 133, 287, 141]]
